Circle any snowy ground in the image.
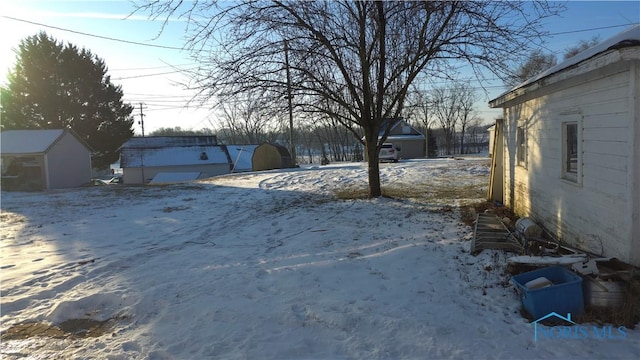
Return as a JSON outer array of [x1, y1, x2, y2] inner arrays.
[[1, 157, 638, 359]]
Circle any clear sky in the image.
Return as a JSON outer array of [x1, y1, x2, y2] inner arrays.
[[1, 0, 639, 135]]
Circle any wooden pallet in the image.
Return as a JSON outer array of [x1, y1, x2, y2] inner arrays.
[[471, 213, 524, 255]]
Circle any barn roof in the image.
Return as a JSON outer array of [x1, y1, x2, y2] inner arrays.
[[257, 143, 291, 157], [121, 135, 218, 149], [121, 145, 230, 167], [491, 24, 640, 107], [0, 129, 90, 154], [227, 145, 259, 172], [120, 136, 230, 168], [378, 118, 424, 137]]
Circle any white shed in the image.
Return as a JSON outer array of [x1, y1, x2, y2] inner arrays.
[[1, 129, 93, 190], [488, 25, 640, 267]]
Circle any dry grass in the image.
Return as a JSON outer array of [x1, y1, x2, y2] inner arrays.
[[333, 183, 486, 202]]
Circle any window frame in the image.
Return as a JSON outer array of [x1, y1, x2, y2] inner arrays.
[[516, 125, 527, 168], [561, 118, 582, 184]]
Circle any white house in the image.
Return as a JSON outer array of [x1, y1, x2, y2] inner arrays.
[[363, 118, 426, 160], [488, 25, 640, 267], [119, 136, 232, 184], [1, 129, 93, 190]]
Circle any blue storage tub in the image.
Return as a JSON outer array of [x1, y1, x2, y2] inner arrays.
[[511, 266, 584, 320]]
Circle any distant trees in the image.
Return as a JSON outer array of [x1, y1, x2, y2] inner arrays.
[[1, 32, 134, 169], [506, 36, 601, 88], [563, 37, 600, 59], [505, 49, 558, 88], [216, 89, 282, 145], [148, 127, 216, 136]]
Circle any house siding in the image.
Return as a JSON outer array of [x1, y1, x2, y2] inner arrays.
[[630, 61, 640, 266], [502, 66, 637, 264]]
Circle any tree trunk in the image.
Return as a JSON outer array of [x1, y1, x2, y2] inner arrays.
[[366, 139, 382, 198], [460, 124, 466, 154]]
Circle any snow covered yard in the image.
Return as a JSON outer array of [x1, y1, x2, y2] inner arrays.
[[1, 157, 638, 359]]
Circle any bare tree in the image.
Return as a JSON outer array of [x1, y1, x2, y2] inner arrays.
[[504, 49, 557, 88], [430, 85, 460, 155], [457, 83, 478, 154], [135, 0, 562, 197], [504, 36, 601, 89], [466, 118, 490, 154], [563, 36, 600, 59], [217, 89, 278, 144], [405, 88, 434, 158]]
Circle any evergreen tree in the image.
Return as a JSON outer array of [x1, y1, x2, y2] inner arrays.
[[1, 32, 134, 169]]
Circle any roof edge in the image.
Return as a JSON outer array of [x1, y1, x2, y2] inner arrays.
[[490, 24, 640, 108]]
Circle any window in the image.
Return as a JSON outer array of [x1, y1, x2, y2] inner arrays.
[[516, 126, 527, 167], [562, 121, 580, 182]]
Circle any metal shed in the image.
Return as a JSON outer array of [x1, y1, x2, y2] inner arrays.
[[119, 136, 232, 184], [251, 143, 295, 171]]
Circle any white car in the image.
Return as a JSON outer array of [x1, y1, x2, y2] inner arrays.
[[379, 143, 399, 162]]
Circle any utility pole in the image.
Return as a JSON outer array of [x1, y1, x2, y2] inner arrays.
[[138, 102, 146, 137], [284, 40, 296, 164], [138, 102, 147, 184]]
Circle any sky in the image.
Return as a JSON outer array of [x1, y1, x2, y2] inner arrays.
[[2, 157, 639, 358], [0, 1, 639, 135]]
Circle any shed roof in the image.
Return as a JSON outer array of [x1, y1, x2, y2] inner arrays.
[[256, 143, 291, 157], [121, 135, 218, 149], [379, 118, 423, 136], [121, 145, 230, 167], [1, 129, 67, 154], [227, 145, 259, 172], [491, 24, 640, 106]]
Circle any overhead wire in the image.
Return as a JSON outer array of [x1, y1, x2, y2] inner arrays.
[[1, 15, 186, 51], [3, 14, 636, 55], [4, 14, 636, 124]]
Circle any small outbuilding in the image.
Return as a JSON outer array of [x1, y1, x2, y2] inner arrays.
[[0, 129, 93, 191], [119, 136, 232, 184], [488, 25, 640, 267], [252, 143, 295, 171]]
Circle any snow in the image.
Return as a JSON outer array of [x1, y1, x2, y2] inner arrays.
[[1, 157, 639, 359], [0, 129, 65, 154], [149, 172, 202, 184]]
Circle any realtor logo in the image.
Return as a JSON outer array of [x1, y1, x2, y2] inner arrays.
[[532, 312, 628, 342]]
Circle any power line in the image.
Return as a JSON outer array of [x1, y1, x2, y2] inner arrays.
[[1, 15, 185, 51], [111, 63, 198, 72], [3, 15, 636, 55], [547, 23, 638, 36], [114, 68, 197, 80]]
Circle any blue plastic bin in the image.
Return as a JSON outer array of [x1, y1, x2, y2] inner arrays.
[[511, 266, 584, 320]]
